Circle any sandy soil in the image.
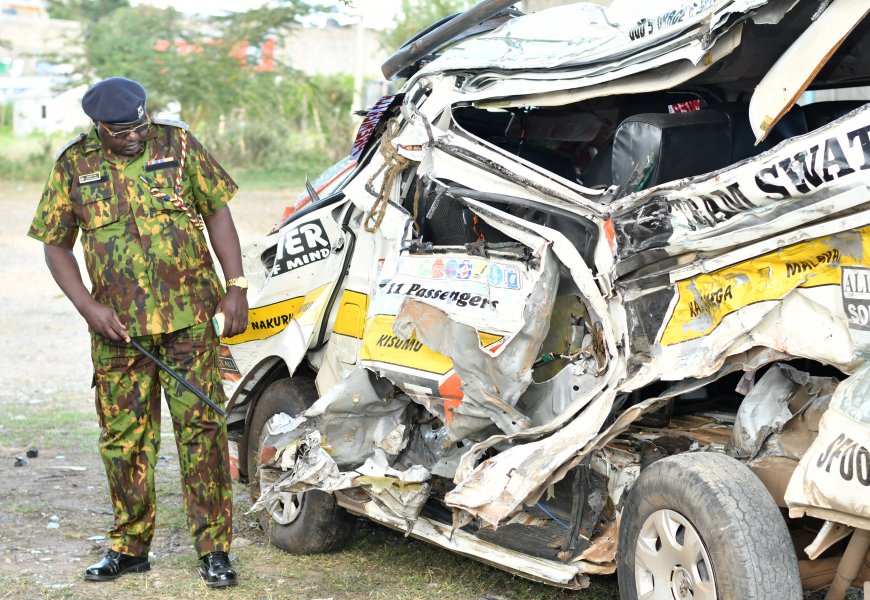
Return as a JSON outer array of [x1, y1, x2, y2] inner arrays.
[[0, 181, 295, 587], [0, 181, 861, 599]]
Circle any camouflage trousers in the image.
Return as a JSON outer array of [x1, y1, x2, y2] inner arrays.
[[91, 320, 232, 558]]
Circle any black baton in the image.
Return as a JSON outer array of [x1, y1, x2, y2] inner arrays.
[[129, 339, 227, 418]]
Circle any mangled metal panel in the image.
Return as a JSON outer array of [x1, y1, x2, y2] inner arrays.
[[445, 394, 669, 529], [251, 368, 432, 522], [419, 0, 767, 73], [348, 501, 591, 589], [610, 107, 870, 379], [731, 363, 838, 458], [611, 104, 870, 262], [786, 361, 870, 528], [360, 245, 554, 439]]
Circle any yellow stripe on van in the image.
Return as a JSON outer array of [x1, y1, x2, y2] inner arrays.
[[222, 296, 305, 345], [661, 225, 870, 345], [360, 314, 503, 375]]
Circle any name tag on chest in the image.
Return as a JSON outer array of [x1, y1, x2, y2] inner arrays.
[[78, 172, 103, 185]]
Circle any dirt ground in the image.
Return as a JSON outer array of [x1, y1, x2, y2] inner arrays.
[[1, 181, 860, 600], [0, 182, 296, 595]]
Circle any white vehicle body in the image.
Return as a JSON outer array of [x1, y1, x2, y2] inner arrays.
[[221, 0, 870, 596]]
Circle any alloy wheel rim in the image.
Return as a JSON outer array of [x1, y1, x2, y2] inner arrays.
[[634, 508, 717, 600], [264, 490, 303, 525]]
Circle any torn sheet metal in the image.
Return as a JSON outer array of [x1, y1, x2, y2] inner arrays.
[[732, 364, 812, 456], [361, 245, 551, 439], [391, 245, 558, 438], [611, 104, 870, 261], [303, 368, 413, 468], [252, 428, 431, 522], [785, 361, 870, 527], [446, 394, 666, 529], [419, 0, 765, 73], [250, 370, 432, 522]]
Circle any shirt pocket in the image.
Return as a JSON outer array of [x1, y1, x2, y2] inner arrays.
[[73, 180, 121, 231], [146, 170, 190, 217]]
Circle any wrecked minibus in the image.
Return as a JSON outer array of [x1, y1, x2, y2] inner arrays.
[[218, 0, 870, 597]]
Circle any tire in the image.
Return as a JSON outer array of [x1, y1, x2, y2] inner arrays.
[[617, 452, 802, 600], [247, 377, 355, 554]]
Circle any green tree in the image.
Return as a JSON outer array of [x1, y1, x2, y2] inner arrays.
[[45, 0, 129, 22], [378, 0, 471, 52], [44, 1, 356, 175]]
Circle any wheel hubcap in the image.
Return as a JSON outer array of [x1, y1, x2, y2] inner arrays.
[[634, 509, 716, 600], [264, 490, 303, 525]]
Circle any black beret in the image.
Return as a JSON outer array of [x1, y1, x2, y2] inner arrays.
[[82, 77, 147, 125]]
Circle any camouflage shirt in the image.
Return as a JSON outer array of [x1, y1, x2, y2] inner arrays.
[[28, 122, 238, 337]]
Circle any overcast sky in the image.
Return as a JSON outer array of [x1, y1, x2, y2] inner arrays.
[[128, 0, 403, 28]]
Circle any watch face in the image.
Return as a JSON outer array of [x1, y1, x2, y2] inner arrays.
[[229, 276, 248, 289]]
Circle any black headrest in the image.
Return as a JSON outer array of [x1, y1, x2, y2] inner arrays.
[[802, 100, 867, 131], [611, 110, 731, 192]]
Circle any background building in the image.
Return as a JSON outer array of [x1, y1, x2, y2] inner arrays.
[[0, 0, 88, 134]]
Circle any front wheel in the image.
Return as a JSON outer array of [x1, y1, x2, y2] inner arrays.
[[617, 452, 802, 600], [247, 377, 355, 553]]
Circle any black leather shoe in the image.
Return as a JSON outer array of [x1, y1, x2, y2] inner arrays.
[[199, 551, 237, 588], [83, 549, 150, 581]]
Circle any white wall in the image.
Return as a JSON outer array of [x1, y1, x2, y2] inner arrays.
[[13, 84, 89, 136]]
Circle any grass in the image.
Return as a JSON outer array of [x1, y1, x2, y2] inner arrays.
[[0, 130, 64, 182], [0, 128, 337, 191], [1, 402, 97, 451], [2, 410, 622, 600], [17, 535, 619, 600], [232, 158, 334, 192]]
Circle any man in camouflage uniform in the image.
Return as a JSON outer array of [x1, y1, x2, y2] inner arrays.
[[28, 77, 248, 588]]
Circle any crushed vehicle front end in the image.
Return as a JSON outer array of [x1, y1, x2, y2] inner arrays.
[[221, 0, 870, 596]]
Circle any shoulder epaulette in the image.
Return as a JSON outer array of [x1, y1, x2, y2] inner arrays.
[[55, 133, 87, 160], [153, 117, 190, 130]]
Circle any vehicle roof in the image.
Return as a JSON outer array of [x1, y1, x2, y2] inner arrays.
[[415, 0, 869, 90], [410, 0, 870, 141]]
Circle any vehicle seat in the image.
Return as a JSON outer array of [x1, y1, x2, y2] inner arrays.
[[713, 102, 765, 163], [764, 105, 808, 146], [610, 110, 732, 193], [488, 137, 576, 181], [712, 102, 810, 163], [579, 140, 613, 189], [802, 100, 867, 131]]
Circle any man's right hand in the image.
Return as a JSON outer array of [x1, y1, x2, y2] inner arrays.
[[82, 300, 130, 343], [43, 244, 131, 343]]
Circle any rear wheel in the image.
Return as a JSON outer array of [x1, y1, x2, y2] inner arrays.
[[617, 452, 801, 600], [247, 377, 355, 553]]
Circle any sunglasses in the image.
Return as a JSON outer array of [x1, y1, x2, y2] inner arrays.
[[100, 119, 152, 139]]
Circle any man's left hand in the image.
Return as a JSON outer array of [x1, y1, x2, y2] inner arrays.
[[216, 287, 248, 337]]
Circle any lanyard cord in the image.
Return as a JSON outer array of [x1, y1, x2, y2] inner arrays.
[[148, 129, 205, 231]]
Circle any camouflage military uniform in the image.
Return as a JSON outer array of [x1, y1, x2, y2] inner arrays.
[[28, 121, 237, 558]]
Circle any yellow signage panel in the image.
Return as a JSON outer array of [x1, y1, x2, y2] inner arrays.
[[360, 314, 502, 375], [661, 226, 869, 345], [222, 296, 304, 345]]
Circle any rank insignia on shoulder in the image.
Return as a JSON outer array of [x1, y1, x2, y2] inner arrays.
[[55, 132, 87, 160], [152, 117, 190, 130], [78, 172, 102, 184], [145, 157, 179, 172]]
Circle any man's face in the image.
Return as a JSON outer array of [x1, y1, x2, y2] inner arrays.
[[97, 116, 151, 158]]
